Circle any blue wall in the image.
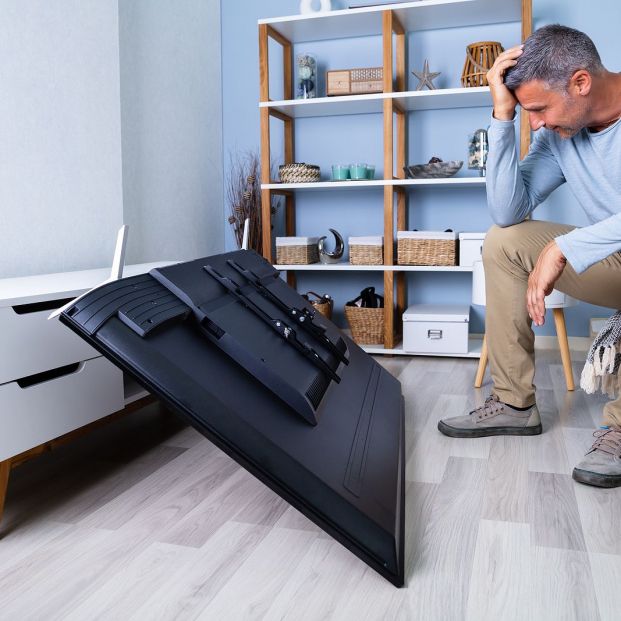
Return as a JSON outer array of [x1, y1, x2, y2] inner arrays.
[[221, 0, 621, 336]]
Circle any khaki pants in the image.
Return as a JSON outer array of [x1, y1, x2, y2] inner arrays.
[[483, 220, 621, 426]]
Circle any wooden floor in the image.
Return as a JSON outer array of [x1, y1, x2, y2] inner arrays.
[[1, 349, 620, 620]]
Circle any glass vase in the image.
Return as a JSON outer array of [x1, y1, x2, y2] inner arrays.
[[296, 53, 317, 99]]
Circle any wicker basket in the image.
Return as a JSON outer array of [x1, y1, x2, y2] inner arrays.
[[345, 306, 384, 345], [349, 236, 383, 265], [397, 231, 457, 266], [276, 237, 319, 264], [278, 163, 321, 184], [303, 291, 333, 319], [461, 41, 504, 87]]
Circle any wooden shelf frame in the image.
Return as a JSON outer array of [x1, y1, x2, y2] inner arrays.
[[258, 0, 532, 353]]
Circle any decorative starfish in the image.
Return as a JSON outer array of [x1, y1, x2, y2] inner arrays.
[[412, 60, 441, 91]]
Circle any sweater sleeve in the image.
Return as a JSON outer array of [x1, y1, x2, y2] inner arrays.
[[556, 214, 621, 273], [486, 115, 566, 226]]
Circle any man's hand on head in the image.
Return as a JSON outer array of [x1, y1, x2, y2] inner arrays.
[[487, 45, 524, 121], [527, 240, 567, 326]]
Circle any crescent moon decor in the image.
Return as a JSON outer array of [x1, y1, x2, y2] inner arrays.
[[300, 0, 332, 13], [317, 229, 344, 264]]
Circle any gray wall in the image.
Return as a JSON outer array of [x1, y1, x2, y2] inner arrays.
[[0, 0, 223, 279], [0, 0, 124, 278], [119, 0, 223, 265]]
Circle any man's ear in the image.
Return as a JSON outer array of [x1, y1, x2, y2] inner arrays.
[[570, 69, 592, 96]]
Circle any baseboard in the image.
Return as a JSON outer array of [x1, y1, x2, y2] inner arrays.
[[470, 333, 592, 352], [534, 335, 592, 352]]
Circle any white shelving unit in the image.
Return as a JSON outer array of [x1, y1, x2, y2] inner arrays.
[[259, 0, 530, 358], [261, 86, 492, 118], [263, 178, 486, 190], [258, 0, 521, 42], [274, 264, 474, 272], [363, 335, 484, 357]]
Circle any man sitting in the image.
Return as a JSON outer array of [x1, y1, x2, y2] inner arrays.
[[438, 25, 621, 488]]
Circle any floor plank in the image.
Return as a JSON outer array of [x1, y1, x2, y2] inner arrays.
[[465, 520, 532, 621], [528, 472, 587, 551], [589, 552, 621, 621], [481, 436, 529, 523], [531, 547, 600, 620]]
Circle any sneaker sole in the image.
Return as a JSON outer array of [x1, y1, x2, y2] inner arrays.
[[437, 420, 543, 438], [572, 468, 621, 488]]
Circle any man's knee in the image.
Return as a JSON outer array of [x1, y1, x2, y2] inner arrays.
[[482, 223, 526, 264]]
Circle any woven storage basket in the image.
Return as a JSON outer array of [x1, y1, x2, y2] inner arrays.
[[345, 306, 384, 345], [279, 163, 321, 184], [397, 231, 457, 266], [303, 291, 333, 319], [276, 237, 319, 265], [349, 236, 383, 265]]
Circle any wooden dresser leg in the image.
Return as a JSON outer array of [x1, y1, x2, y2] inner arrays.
[[474, 333, 488, 388], [553, 307, 575, 391], [0, 459, 10, 527]]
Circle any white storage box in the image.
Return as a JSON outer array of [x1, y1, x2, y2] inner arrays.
[[459, 232, 486, 267], [402, 304, 470, 354]]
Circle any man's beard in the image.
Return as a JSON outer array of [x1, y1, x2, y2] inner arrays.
[[552, 126, 581, 139], [551, 98, 589, 138]]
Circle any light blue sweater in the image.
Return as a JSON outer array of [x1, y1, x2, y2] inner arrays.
[[486, 115, 621, 273]]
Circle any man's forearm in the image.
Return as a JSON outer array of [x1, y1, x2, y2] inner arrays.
[[486, 116, 534, 226]]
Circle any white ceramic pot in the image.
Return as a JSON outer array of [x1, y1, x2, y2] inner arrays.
[[300, 0, 332, 14]]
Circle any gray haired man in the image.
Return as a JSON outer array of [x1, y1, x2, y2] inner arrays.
[[438, 25, 621, 488]]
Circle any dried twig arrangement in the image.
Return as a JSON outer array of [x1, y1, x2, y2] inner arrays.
[[226, 151, 278, 254]]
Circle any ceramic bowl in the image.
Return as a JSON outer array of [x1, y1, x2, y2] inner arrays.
[[404, 160, 463, 179]]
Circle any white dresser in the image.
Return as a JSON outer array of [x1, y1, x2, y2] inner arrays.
[[0, 262, 174, 520]]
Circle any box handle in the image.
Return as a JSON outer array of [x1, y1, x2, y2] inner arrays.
[[427, 329, 443, 340]]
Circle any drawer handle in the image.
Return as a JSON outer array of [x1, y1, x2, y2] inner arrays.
[[12, 298, 75, 315], [17, 362, 82, 389], [427, 329, 443, 340]]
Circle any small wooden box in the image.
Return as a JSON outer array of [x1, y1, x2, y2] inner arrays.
[[327, 67, 384, 96]]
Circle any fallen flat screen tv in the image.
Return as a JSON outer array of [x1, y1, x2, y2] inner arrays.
[[59, 249, 405, 586]]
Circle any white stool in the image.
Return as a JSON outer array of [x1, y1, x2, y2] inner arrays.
[[472, 260, 578, 391]]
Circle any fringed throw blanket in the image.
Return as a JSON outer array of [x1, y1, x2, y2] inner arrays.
[[581, 311, 621, 397]]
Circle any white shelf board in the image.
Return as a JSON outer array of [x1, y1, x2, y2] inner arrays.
[[261, 87, 491, 119], [259, 0, 520, 43], [396, 87, 491, 111], [0, 261, 177, 308], [364, 335, 483, 357], [275, 263, 473, 272], [264, 177, 486, 190]]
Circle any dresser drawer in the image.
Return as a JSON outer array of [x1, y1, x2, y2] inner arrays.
[[0, 305, 100, 385], [0, 356, 124, 461]]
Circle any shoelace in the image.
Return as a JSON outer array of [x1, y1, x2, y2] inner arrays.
[[470, 394, 505, 421], [590, 428, 621, 457]]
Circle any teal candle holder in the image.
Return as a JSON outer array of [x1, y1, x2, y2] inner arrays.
[[350, 163, 368, 180], [331, 164, 351, 181], [366, 165, 375, 180]]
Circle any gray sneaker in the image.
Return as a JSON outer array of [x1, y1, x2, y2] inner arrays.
[[438, 394, 542, 438], [572, 427, 621, 488]]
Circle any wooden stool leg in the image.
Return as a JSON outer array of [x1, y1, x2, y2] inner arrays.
[[553, 307, 575, 391], [474, 333, 488, 388], [0, 459, 10, 527]]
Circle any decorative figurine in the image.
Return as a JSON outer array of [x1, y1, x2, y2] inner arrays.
[[317, 229, 345, 264], [296, 53, 317, 99], [412, 60, 441, 91], [468, 128, 489, 177]]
